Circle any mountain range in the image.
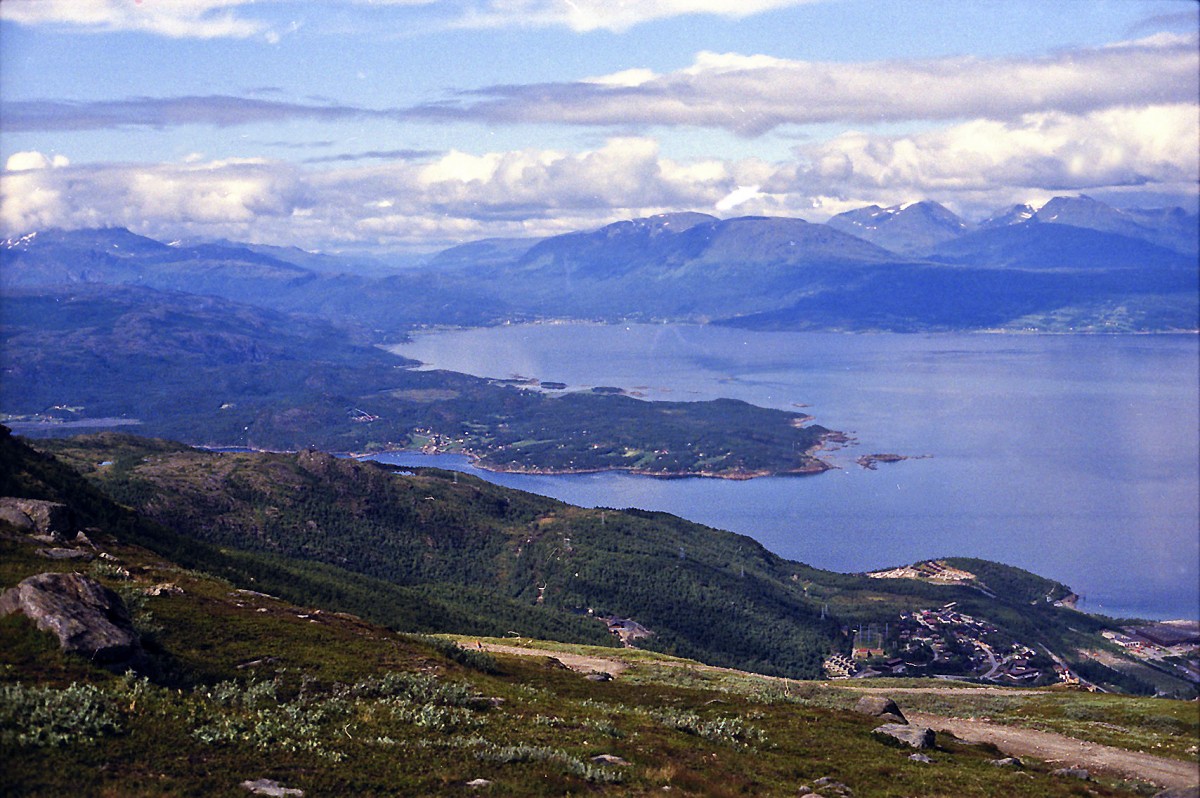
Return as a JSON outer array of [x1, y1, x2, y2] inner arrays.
[[3, 194, 1195, 334]]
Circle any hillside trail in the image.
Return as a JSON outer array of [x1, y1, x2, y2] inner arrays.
[[473, 642, 1200, 790], [475, 643, 633, 676]]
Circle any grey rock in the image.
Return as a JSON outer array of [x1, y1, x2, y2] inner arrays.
[[872, 723, 936, 749], [0, 572, 143, 667], [591, 753, 629, 765], [36, 547, 94, 561], [1051, 767, 1089, 780], [0, 498, 76, 540], [808, 777, 853, 796], [909, 753, 932, 763], [853, 695, 907, 724], [241, 779, 303, 796], [989, 757, 1022, 767]]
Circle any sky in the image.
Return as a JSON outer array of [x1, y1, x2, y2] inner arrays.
[[1, 0, 1197, 253]]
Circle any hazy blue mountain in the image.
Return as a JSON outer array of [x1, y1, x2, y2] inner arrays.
[[926, 221, 1194, 271], [1, 227, 314, 294], [1121, 205, 1200, 255], [978, 203, 1037, 229], [4, 204, 1195, 334], [427, 236, 544, 269], [977, 195, 1198, 255], [1, 227, 509, 332], [825, 200, 975, 254]]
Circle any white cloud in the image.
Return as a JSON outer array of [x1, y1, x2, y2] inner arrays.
[[3, 107, 1196, 249], [455, 0, 820, 32], [0, 0, 272, 40], [5, 151, 70, 171], [417, 34, 1198, 134], [581, 68, 660, 88], [797, 104, 1198, 191], [715, 185, 762, 211]]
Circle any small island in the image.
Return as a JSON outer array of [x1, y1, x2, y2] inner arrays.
[[856, 453, 930, 470]]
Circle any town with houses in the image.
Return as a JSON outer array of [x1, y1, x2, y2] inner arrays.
[[822, 560, 1200, 694]]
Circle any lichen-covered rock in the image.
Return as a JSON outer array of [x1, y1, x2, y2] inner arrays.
[[36, 548, 95, 561], [0, 572, 143, 667], [241, 778, 303, 797], [871, 723, 935, 749], [798, 777, 854, 797], [853, 695, 907, 724], [0, 498, 76, 540]]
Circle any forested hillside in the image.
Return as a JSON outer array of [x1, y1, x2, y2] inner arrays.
[[28, 431, 1117, 680]]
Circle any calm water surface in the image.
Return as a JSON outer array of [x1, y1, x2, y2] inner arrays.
[[379, 325, 1199, 620]]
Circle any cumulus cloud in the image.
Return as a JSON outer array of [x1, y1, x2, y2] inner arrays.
[[5, 151, 70, 171], [1, 156, 305, 238], [409, 33, 1199, 133], [802, 104, 1197, 191], [0, 0, 273, 40]]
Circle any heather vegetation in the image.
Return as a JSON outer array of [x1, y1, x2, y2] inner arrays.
[[2, 429, 1197, 795]]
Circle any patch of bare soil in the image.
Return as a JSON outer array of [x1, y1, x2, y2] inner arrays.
[[476, 643, 631, 676], [479, 645, 1198, 789], [906, 710, 1199, 790]]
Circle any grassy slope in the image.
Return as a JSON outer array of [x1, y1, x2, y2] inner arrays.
[[3, 523, 1192, 797]]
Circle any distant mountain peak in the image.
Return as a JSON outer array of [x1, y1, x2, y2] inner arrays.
[[826, 200, 972, 254]]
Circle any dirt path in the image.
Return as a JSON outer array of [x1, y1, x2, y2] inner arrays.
[[907, 711, 1199, 790], [837, 685, 1053, 697], [477, 643, 631, 676], [475, 643, 1198, 789]]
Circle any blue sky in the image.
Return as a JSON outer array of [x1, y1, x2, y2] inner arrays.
[[1, 0, 1196, 252]]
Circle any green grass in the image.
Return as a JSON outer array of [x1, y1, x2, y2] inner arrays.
[[4, 529, 1181, 797]]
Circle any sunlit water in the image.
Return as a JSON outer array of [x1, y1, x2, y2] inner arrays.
[[377, 325, 1199, 620]]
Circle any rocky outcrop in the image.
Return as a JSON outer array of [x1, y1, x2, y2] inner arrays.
[[241, 779, 303, 797], [0, 498, 76, 540], [0, 572, 143, 668], [871, 723, 936, 749], [853, 695, 907, 724]]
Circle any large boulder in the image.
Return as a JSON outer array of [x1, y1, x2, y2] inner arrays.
[[0, 498, 76, 540], [871, 723, 936, 749], [853, 695, 907, 724], [0, 572, 143, 668]]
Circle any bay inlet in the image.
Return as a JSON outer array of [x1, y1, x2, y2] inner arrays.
[[377, 325, 1200, 621]]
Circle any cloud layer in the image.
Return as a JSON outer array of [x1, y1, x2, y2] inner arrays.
[[5, 97, 1196, 251], [0, 0, 271, 40], [9, 33, 1195, 138], [413, 34, 1198, 134], [0, 0, 821, 39]]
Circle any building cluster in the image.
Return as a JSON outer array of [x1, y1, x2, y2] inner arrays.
[[1104, 622, 1200, 684], [825, 603, 1071, 685]]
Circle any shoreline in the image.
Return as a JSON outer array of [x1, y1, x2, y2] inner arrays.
[[353, 428, 843, 481]]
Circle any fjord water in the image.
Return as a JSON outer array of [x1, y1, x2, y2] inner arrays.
[[380, 326, 1199, 621]]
